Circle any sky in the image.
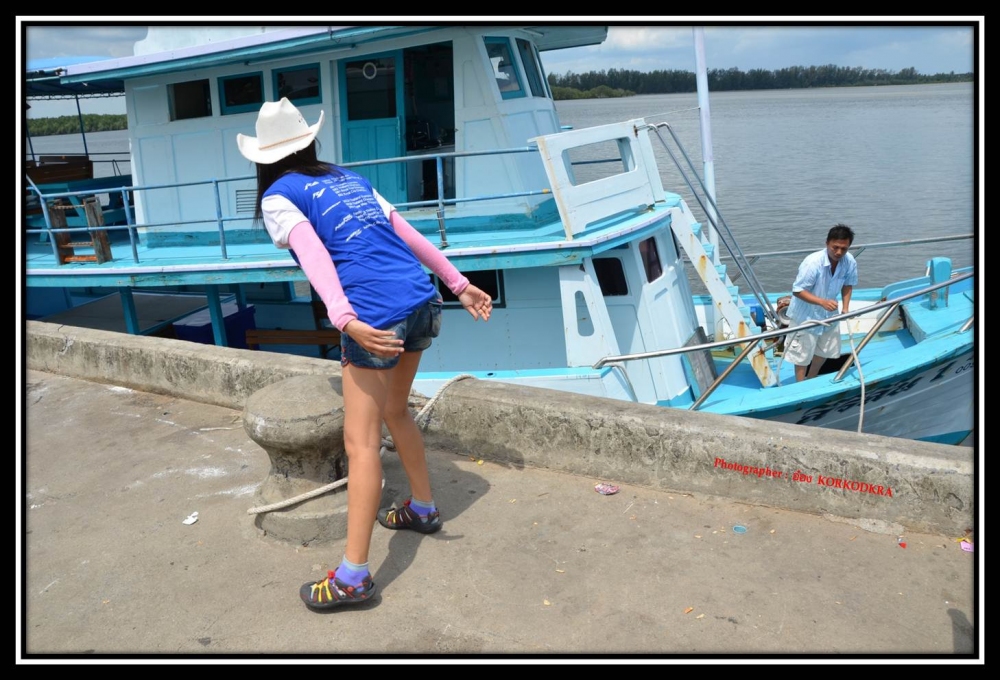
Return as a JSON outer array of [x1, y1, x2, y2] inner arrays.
[[18, 18, 981, 118]]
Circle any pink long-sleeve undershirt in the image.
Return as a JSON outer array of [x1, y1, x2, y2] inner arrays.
[[389, 210, 469, 296], [287, 221, 358, 331]]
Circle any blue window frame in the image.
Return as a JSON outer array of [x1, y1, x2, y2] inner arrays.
[[273, 64, 322, 105], [516, 38, 547, 98], [484, 38, 525, 100], [218, 72, 264, 115]]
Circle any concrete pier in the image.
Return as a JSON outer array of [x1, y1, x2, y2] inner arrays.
[[20, 321, 980, 657]]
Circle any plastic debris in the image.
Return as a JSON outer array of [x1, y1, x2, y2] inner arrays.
[[897, 536, 907, 548], [543, 600, 551, 606], [696, 613, 705, 619], [182, 511, 199, 525], [733, 525, 748, 534], [684, 607, 694, 614], [594, 483, 620, 495], [960, 540, 974, 552]]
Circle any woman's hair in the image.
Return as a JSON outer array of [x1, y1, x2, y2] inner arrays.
[[252, 142, 341, 226]]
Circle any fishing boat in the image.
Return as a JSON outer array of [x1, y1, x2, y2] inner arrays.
[[22, 25, 976, 445]]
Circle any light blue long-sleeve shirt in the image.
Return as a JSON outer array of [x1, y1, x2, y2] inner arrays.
[[787, 248, 858, 335]]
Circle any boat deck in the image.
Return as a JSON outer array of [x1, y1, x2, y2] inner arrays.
[[700, 274, 974, 417], [24, 197, 681, 288]]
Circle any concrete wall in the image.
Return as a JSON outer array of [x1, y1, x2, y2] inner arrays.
[[25, 320, 974, 536]]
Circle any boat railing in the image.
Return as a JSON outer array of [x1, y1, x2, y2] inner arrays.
[[591, 271, 973, 408], [709, 234, 974, 279], [643, 120, 781, 329], [24, 145, 545, 263]]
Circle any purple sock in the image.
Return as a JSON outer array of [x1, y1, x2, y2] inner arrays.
[[409, 497, 436, 518], [335, 557, 369, 587]]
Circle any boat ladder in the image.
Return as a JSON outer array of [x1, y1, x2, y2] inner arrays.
[[667, 201, 778, 387], [644, 121, 780, 388]]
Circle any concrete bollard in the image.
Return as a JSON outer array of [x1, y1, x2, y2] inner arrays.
[[242, 374, 354, 543]]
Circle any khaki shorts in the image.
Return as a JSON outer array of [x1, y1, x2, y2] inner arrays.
[[784, 323, 841, 367]]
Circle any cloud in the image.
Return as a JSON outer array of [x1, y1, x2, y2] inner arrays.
[[25, 26, 148, 62], [604, 26, 691, 51]]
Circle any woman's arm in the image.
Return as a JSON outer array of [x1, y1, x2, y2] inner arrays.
[[389, 210, 469, 295], [286, 221, 358, 332]]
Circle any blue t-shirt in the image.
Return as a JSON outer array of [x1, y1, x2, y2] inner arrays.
[[264, 168, 438, 329]]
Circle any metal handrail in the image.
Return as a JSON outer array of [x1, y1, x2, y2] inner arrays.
[[832, 303, 899, 382], [705, 234, 974, 280], [24, 144, 544, 263], [645, 121, 780, 327], [592, 272, 973, 403]]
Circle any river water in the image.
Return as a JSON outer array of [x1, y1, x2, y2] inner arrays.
[[555, 82, 976, 290], [25, 82, 976, 290]]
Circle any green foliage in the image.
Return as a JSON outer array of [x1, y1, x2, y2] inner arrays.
[[26, 114, 128, 137], [548, 65, 973, 100], [550, 85, 635, 100]]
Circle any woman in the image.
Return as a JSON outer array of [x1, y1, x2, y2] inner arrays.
[[237, 98, 492, 610]]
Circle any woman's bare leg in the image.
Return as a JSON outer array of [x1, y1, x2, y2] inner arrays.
[[341, 362, 390, 565], [381, 351, 432, 502]]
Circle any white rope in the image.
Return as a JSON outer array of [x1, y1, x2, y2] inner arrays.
[[247, 373, 476, 515]]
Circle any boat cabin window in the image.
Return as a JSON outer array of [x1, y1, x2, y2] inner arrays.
[[561, 138, 636, 186], [593, 258, 629, 296], [639, 237, 663, 282], [346, 58, 397, 120], [484, 38, 525, 99], [273, 64, 321, 106], [515, 38, 547, 98], [433, 270, 504, 307], [168, 79, 212, 121], [218, 72, 264, 115]]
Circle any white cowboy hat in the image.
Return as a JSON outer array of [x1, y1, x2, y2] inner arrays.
[[236, 98, 325, 165]]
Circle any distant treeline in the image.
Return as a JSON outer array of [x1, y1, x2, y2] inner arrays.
[[27, 114, 128, 137], [547, 65, 973, 99]]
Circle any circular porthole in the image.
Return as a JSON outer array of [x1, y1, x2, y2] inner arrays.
[[362, 62, 378, 80]]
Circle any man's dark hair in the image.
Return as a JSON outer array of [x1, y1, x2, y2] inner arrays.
[[827, 223, 855, 244]]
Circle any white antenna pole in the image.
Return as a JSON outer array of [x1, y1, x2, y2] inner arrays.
[[693, 27, 719, 260]]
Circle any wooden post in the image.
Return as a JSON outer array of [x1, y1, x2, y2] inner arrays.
[[48, 202, 76, 265], [82, 197, 112, 264]]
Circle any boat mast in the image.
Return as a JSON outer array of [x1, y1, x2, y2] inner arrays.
[[693, 27, 718, 258]]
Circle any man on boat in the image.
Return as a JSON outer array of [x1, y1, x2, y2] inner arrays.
[[784, 224, 858, 382]]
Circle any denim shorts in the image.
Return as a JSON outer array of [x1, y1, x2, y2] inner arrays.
[[340, 298, 442, 369]]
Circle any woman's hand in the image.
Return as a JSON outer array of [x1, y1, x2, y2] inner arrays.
[[343, 319, 404, 358], [458, 284, 492, 321]]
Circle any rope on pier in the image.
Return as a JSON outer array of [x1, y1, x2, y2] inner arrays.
[[246, 373, 476, 515]]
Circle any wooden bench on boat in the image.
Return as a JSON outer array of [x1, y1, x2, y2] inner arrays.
[[26, 155, 94, 184], [246, 298, 341, 358], [245, 328, 342, 356]]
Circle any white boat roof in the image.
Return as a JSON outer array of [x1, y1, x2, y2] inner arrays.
[[60, 24, 607, 85]]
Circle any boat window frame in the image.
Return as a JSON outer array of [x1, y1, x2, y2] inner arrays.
[[593, 256, 630, 297], [639, 237, 664, 283], [515, 38, 547, 98], [272, 63, 322, 106], [218, 72, 265, 116], [168, 78, 212, 121], [433, 269, 506, 308], [483, 37, 526, 100]]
